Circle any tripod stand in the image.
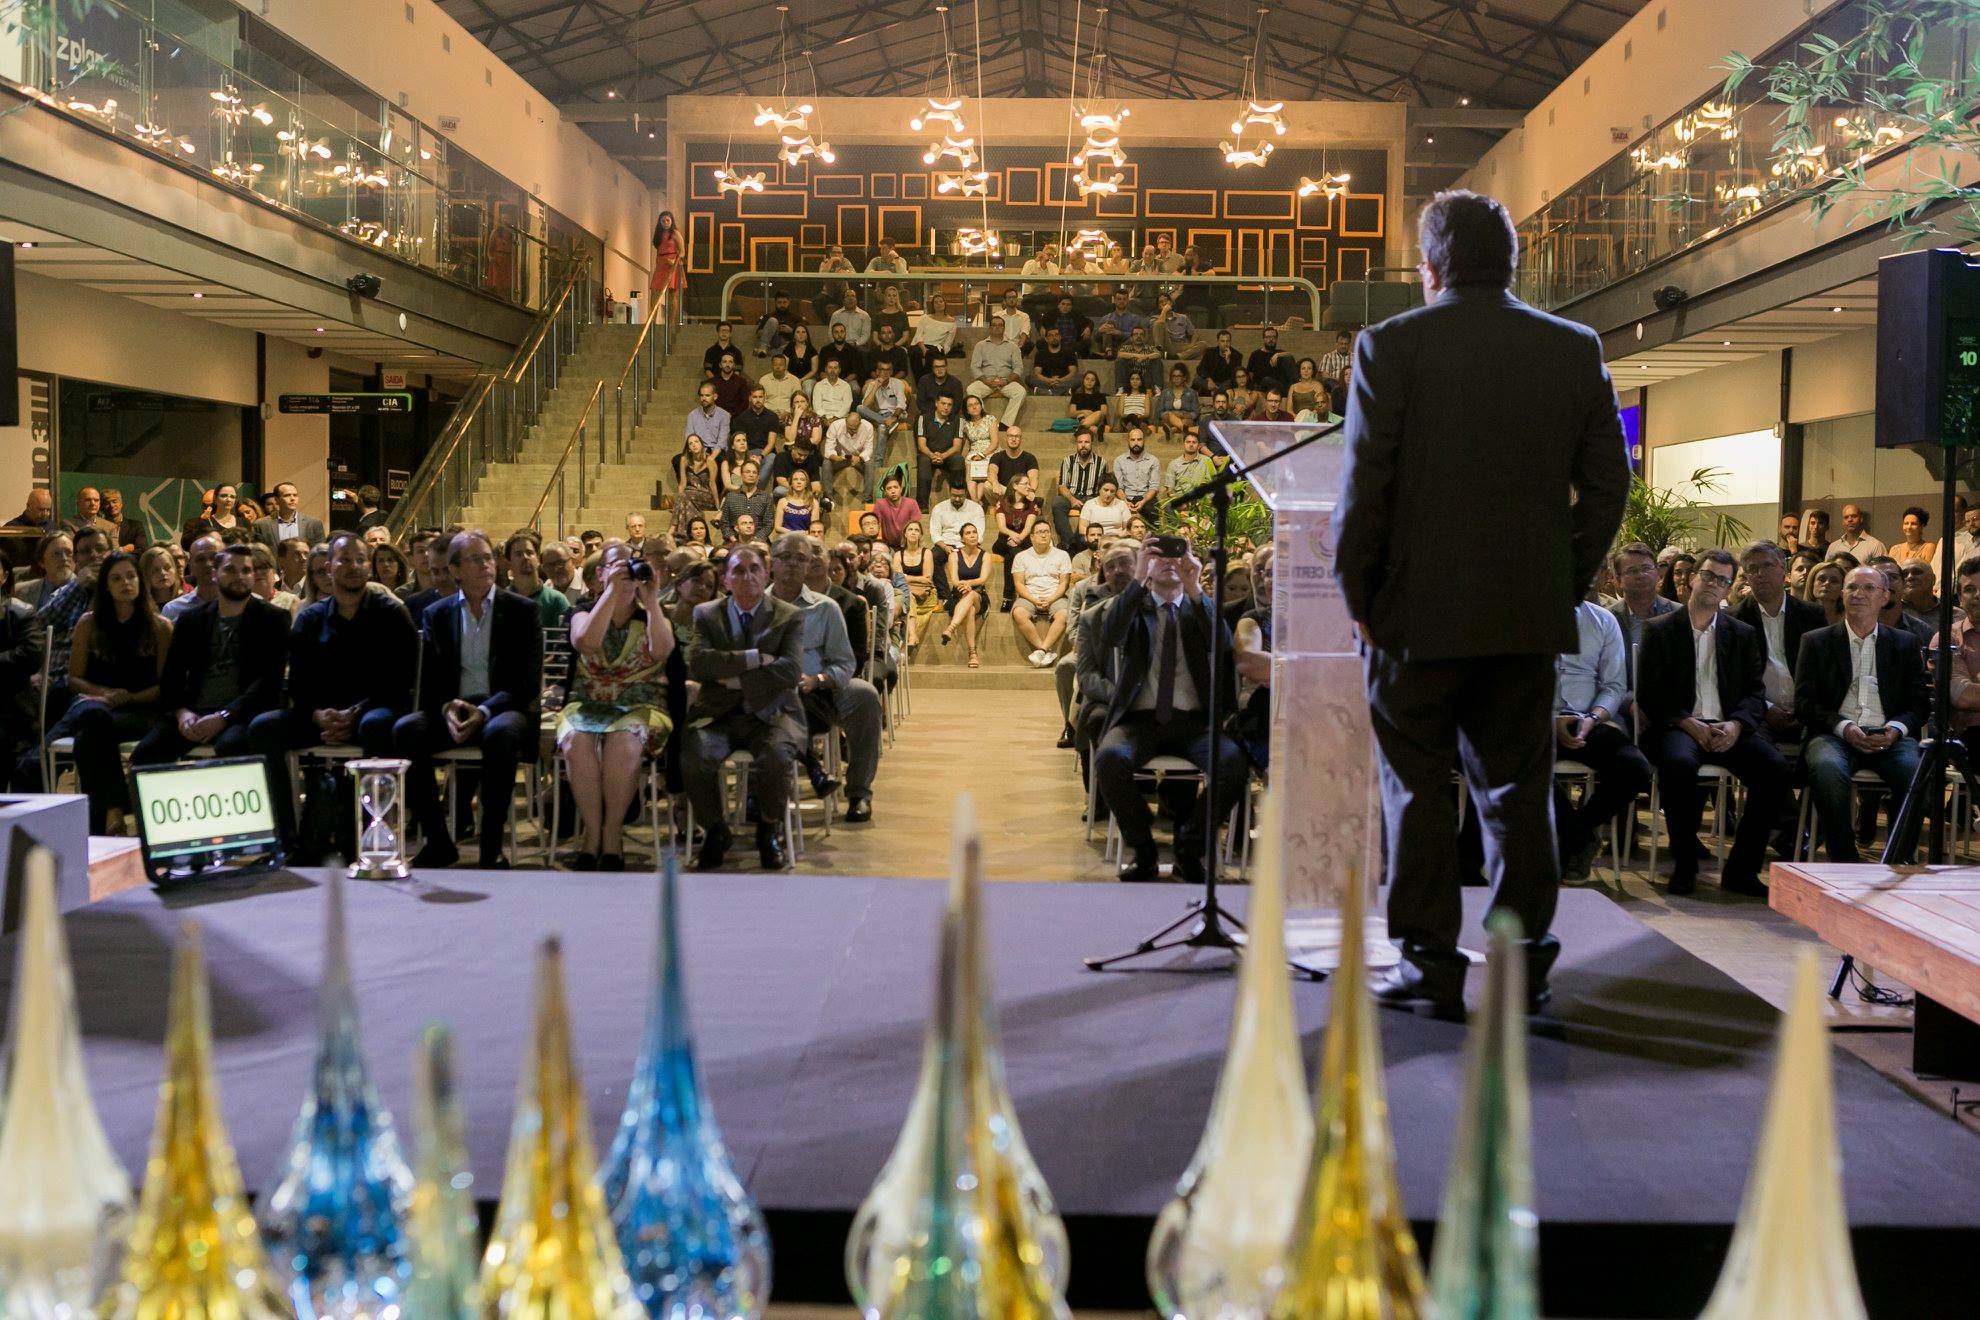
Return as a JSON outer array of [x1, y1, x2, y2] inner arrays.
[[1829, 450, 1974, 999], [1084, 419, 1345, 972]]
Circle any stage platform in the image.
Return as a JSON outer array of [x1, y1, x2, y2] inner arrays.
[[17, 869, 1980, 1316]]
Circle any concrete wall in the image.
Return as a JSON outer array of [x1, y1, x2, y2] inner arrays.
[[245, 0, 655, 296], [263, 338, 333, 517], [1643, 350, 1781, 449], [1461, 0, 1819, 222]]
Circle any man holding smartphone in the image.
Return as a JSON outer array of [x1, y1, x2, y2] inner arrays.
[[1794, 564, 1929, 864]]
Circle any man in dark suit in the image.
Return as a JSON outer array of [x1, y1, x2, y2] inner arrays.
[[130, 543, 290, 769], [393, 530, 542, 869], [1090, 536, 1246, 884], [682, 543, 807, 870], [1732, 540, 1827, 743], [1637, 549, 1788, 896], [249, 482, 327, 552], [1794, 564, 1930, 864], [1335, 190, 1628, 1012]]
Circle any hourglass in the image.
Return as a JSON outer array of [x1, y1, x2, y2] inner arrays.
[[346, 758, 412, 879]]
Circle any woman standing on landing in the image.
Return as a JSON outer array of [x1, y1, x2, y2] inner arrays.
[[650, 211, 687, 327]]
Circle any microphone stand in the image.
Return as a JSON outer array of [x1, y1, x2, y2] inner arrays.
[[1085, 418, 1347, 972]]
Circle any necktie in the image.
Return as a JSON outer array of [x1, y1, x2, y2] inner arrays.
[[1154, 602, 1179, 724], [737, 609, 753, 640]]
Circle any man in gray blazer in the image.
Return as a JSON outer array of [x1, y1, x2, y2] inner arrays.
[[249, 481, 326, 550], [1335, 190, 1629, 1014]]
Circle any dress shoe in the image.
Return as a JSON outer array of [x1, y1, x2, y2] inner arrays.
[[600, 853, 625, 873], [809, 771, 842, 799], [412, 839, 459, 870], [1560, 834, 1600, 883], [1172, 849, 1206, 888], [757, 823, 788, 870], [693, 824, 732, 871], [1523, 935, 1562, 1013], [1721, 868, 1769, 898], [1056, 724, 1076, 750], [480, 857, 511, 871], [1372, 957, 1467, 1017], [1117, 848, 1160, 883], [571, 851, 598, 872], [1667, 859, 1699, 897], [843, 796, 873, 824]]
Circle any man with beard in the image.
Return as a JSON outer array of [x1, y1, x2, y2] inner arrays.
[[132, 542, 290, 767]]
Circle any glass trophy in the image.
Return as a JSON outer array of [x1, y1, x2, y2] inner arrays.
[[347, 759, 411, 880]]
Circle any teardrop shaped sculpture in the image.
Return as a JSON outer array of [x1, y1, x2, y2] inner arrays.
[[479, 937, 644, 1320], [101, 921, 291, 1320], [1426, 912, 1538, 1320], [1146, 787, 1312, 1319], [856, 796, 1070, 1320], [257, 867, 413, 1319], [599, 849, 771, 1319], [404, 1025, 479, 1320], [1269, 862, 1426, 1320], [0, 844, 133, 1319], [1696, 947, 1868, 1320]]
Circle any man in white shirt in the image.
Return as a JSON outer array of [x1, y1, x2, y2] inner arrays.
[[928, 487, 986, 580], [966, 317, 1027, 427], [1953, 505, 1980, 568], [823, 413, 877, 503], [759, 353, 803, 415], [249, 481, 325, 551], [828, 288, 872, 347], [1824, 503, 1887, 561], [810, 358, 855, 423], [864, 237, 909, 275], [855, 359, 909, 494], [997, 288, 1033, 351], [1731, 539, 1827, 743], [1795, 564, 1930, 864], [1008, 522, 1074, 667]]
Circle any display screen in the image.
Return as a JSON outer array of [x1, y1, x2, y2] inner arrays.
[[1942, 320, 1980, 444], [131, 758, 279, 860]]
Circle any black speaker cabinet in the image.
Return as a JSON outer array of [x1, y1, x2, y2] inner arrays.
[[0, 242, 16, 429], [1876, 246, 1980, 451]]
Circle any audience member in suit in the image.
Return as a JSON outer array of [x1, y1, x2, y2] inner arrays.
[[1335, 190, 1628, 1013], [1636, 549, 1786, 897], [1731, 539, 1827, 743], [1553, 598, 1650, 882], [1091, 537, 1246, 885], [248, 482, 326, 552], [251, 532, 418, 858], [682, 543, 808, 870], [1607, 543, 1677, 710], [130, 542, 289, 764], [1793, 564, 1931, 865], [393, 531, 543, 869]]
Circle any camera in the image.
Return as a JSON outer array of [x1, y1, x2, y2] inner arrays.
[[628, 559, 654, 584]]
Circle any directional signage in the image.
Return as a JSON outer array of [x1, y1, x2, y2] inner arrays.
[[277, 392, 413, 415]]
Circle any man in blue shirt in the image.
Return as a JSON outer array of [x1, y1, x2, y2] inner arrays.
[[684, 382, 731, 453], [1554, 598, 1649, 880], [1092, 289, 1148, 360]]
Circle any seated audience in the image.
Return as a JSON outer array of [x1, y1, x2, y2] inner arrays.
[[967, 317, 1027, 427], [685, 383, 732, 456], [683, 544, 806, 870], [393, 531, 543, 869], [775, 535, 881, 822], [102, 488, 144, 551], [996, 287, 1033, 351], [812, 247, 855, 322], [819, 319, 868, 384], [760, 353, 803, 415], [247, 543, 301, 614], [1009, 522, 1073, 667], [370, 543, 412, 596], [898, 520, 940, 654], [1069, 371, 1109, 436], [709, 354, 751, 418], [915, 393, 965, 507], [1794, 563, 1929, 865], [1786, 546, 1822, 597], [560, 541, 678, 870], [401, 535, 455, 619], [1227, 546, 1274, 768], [992, 474, 1042, 605], [251, 533, 415, 857], [855, 360, 909, 490], [139, 545, 181, 609], [915, 352, 968, 420], [1195, 330, 1241, 395], [1802, 558, 1845, 624], [869, 473, 922, 550], [733, 386, 783, 454], [1043, 293, 1094, 357], [909, 293, 964, 380], [1288, 357, 1330, 416], [868, 322, 913, 387], [1732, 540, 1825, 744], [960, 394, 1000, 505], [811, 357, 856, 423], [825, 410, 878, 502], [1825, 503, 1885, 561], [12, 531, 75, 609], [1115, 330, 1163, 396], [701, 321, 742, 380], [127, 537, 287, 783], [1117, 370, 1158, 430], [505, 531, 572, 627], [1165, 431, 1215, 500], [8, 488, 55, 534], [46, 552, 172, 829], [35, 526, 113, 723], [1028, 328, 1081, 396], [1891, 505, 1938, 570], [940, 521, 991, 667], [1092, 289, 1147, 359], [1901, 560, 1939, 617], [1867, 555, 1935, 648], [753, 292, 795, 360], [1954, 507, 1980, 567], [1052, 429, 1108, 554], [1062, 539, 1137, 752], [719, 461, 776, 541], [1636, 550, 1785, 896], [773, 470, 824, 535], [985, 427, 1040, 505], [63, 486, 118, 543], [1081, 477, 1132, 544], [1157, 367, 1200, 441], [1113, 428, 1162, 519], [1246, 325, 1294, 390], [1092, 537, 1246, 885], [1943, 555, 1980, 771], [1553, 596, 1650, 881]]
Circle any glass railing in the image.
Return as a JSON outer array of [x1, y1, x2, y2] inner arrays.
[[1512, 0, 1972, 310], [0, 0, 595, 309]]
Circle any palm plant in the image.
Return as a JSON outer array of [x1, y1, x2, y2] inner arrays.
[[1618, 466, 1750, 555]]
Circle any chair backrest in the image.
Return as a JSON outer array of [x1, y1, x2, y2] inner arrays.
[[541, 623, 572, 713], [411, 627, 426, 712], [36, 628, 52, 734]]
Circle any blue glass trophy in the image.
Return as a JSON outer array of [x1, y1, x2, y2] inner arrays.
[[599, 849, 771, 1320], [255, 866, 414, 1319]]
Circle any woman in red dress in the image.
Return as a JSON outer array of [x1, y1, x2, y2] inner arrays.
[[650, 210, 686, 326]]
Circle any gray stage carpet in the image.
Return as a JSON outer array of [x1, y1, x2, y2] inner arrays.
[[18, 871, 1980, 1314]]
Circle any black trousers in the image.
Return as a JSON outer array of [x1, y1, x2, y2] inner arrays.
[[250, 707, 402, 849], [1366, 650, 1558, 964], [393, 708, 533, 862], [915, 452, 966, 507], [127, 714, 264, 825], [1644, 725, 1788, 880], [1555, 721, 1652, 851], [54, 700, 157, 830], [1093, 712, 1247, 856]]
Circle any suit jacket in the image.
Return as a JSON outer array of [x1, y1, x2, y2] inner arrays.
[[1636, 608, 1767, 736], [158, 596, 291, 725], [684, 594, 805, 727], [827, 583, 871, 671], [1793, 623, 1929, 741], [1732, 594, 1827, 678], [1335, 286, 1628, 661], [416, 589, 542, 720], [250, 515, 327, 550], [1094, 581, 1235, 737]]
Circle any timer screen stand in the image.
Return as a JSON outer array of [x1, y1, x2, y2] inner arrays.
[[129, 757, 286, 888]]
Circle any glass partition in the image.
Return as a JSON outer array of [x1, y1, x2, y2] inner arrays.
[[1513, 0, 1973, 310], [0, 0, 595, 310]]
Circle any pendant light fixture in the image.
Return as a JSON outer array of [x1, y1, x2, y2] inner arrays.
[[1222, 8, 1287, 168], [1069, 7, 1129, 197], [917, 4, 983, 190]]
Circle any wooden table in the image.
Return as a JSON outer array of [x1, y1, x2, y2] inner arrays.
[[1771, 862, 1980, 1076]]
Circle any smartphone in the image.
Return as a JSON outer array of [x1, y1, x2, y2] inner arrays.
[[1149, 534, 1190, 559]]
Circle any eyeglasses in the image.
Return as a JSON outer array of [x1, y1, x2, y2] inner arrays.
[[1696, 571, 1734, 588]]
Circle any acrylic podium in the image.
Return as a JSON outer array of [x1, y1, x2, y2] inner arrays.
[[1208, 420, 1396, 971]]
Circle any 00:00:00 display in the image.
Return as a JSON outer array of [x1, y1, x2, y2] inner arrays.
[[148, 789, 263, 825]]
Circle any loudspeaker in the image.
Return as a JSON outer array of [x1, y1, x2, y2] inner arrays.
[[0, 243, 16, 428], [1875, 247, 1980, 450]]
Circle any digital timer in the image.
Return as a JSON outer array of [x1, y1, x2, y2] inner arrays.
[[129, 757, 283, 886]]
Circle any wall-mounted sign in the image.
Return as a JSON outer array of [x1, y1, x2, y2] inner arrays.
[[385, 468, 410, 500], [438, 116, 460, 133], [380, 369, 408, 390], [278, 392, 412, 415]]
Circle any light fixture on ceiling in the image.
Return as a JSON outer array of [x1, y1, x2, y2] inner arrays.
[[1068, 9, 1129, 197], [1459, 96, 1471, 106], [957, 227, 1001, 257], [605, 88, 618, 99], [1298, 172, 1351, 199], [714, 167, 767, 194], [757, 8, 833, 167], [1223, 8, 1285, 168], [192, 291, 204, 298]]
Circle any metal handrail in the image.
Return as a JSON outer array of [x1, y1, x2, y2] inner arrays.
[[388, 254, 596, 540], [609, 292, 674, 464], [529, 381, 605, 539], [717, 270, 1326, 329]]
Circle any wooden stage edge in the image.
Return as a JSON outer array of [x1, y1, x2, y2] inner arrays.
[[1770, 862, 1980, 1025], [87, 836, 146, 903]]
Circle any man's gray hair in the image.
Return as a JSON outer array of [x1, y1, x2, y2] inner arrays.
[[1740, 539, 1787, 566]]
